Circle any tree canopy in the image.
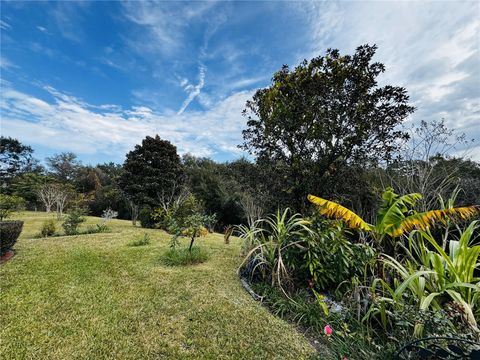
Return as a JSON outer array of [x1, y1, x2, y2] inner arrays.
[[119, 135, 184, 207], [242, 44, 415, 210], [0, 137, 41, 188]]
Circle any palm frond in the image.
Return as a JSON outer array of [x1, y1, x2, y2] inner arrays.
[[307, 194, 372, 231], [388, 206, 480, 237]]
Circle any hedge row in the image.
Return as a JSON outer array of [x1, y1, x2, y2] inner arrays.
[[0, 220, 24, 256]]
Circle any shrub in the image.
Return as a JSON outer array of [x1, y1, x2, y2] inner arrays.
[[169, 213, 216, 252], [303, 218, 375, 293], [62, 208, 86, 235], [161, 246, 208, 266], [82, 224, 110, 234], [139, 207, 156, 228], [0, 220, 23, 255], [238, 209, 312, 289], [40, 218, 56, 237], [95, 223, 110, 233], [101, 208, 118, 221], [128, 233, 150, 246], [0, 194, 24, 221]]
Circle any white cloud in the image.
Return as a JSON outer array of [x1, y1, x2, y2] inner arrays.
[[0, 84, 252, 161], [177, 64, 207, 114], [122, 1, 220, 55], [295, 1, 480, 157]]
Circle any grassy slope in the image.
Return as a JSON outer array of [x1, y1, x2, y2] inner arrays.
[[0, 212, 314, 359]]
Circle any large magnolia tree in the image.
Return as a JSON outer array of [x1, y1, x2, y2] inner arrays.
[[242, 44, 415, 211]]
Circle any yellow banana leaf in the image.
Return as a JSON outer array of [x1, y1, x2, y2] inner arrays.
[[307, 194, 373, 231], [388, 206, 480, 237]]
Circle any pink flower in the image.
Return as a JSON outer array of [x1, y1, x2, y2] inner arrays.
[[324, 324, 333, 336], [343, 357, 348, 360]]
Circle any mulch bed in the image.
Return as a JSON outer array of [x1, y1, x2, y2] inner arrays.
[[0, 250, 15, 264]]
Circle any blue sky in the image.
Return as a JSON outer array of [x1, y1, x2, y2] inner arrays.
[[1, 1, 479, 165]]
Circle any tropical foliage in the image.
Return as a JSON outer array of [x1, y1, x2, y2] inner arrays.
[[308, 188, 479, 239]]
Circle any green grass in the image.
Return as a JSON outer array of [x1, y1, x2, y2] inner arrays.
[[0, 212, 314, 359], [161, 246, 209, 266]]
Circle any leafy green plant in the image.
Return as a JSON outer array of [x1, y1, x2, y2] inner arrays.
[[40, 218, 56, 237], [62, 208, 86, 235], [236, 221, 263, 255], [308, 188, 479, 240], [0, 194, 24, 221], [161, 246, 208, 266], [239, 208, 312, 290], [365, 221, 480, 336], [128, 233, 150, 247], [169, 211, 216, 251], [302, 218, 375, 292], [139, 206, 156, 228]]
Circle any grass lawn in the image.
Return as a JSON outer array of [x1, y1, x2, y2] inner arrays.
[[0, 212, 315, 359]]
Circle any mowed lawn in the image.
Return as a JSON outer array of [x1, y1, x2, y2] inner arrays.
[[0, 212, 314, 359]]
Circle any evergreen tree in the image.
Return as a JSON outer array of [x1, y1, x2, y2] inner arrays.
[[119, 135, 184, 207]]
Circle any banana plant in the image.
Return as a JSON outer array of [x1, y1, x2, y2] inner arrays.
[[308, 188, 479, 241]]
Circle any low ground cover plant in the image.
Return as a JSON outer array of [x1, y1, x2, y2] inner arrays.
[[128, 233, 150, 247], [161, 246, 209, 266]]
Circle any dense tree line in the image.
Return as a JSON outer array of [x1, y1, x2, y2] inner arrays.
[[2, 45, 478, 230]]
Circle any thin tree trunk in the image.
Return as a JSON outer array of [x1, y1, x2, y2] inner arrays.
[[188, 230, 197, 252]]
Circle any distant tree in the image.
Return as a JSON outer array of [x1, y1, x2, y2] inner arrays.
[[119, 135, 184, 210], [183, 155, 245, 228], [46, 152, 81, 182], [75, 166, 103, 194], [0, 194, 24, 221], [0, 137, 41, 189], [11, 173, 54, 210], [383, 120, 475, 211], [242, 44, 415, 211], [37, 184, 62, 213]]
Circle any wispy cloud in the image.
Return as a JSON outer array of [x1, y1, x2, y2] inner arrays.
[[49, 2, 90, 42], [36, 26, 50, 34], [177, 64, 207, 115], [0, 84, 252, 161], [0, 19, 11, 30], [122, 1, 220, 55], [0, 56, 18, 70]]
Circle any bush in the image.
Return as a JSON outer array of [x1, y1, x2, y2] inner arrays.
[[40, 218, 56, 237], [0, 220, 23, 255], [62, 209, 86, 235], [128, 233, 150, 246], [82, 224, 110, 235], [0, 194, 24, 221], [161, 246, 209, 266], [95, 223, 110, 233], [303, 218, 375, 293], [139, 207, 156, 228]]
